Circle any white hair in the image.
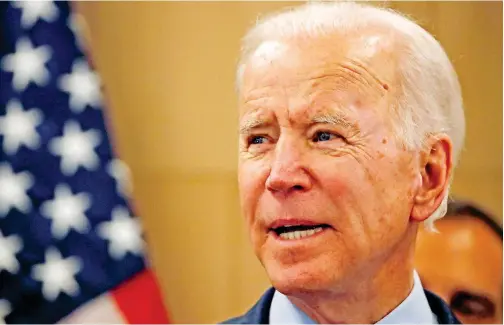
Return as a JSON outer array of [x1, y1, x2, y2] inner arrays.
[[236, 1, 466, 230]]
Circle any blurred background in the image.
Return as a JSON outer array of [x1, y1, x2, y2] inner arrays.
[[2, 1, 499, 324]]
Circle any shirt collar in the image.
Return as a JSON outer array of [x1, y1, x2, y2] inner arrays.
[[269, 271, 438, 324]]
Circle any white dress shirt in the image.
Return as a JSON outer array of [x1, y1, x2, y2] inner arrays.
[[269, 271, 438, 324]]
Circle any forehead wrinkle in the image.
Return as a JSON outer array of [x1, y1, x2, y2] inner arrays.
[[341, 58, 388, 94], [303, 61, 387, 100], [241, 86, 275, 105], [283, 32, 392, 89], [305, 85, 361, 129], [239, 105, 278, 134]]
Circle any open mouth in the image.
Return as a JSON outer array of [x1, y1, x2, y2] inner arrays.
[[270, 224, 331, 240]]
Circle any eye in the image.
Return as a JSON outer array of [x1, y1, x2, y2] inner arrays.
[[450, 291, 495, 318], [313, 131, 339, 142], [248, 135, 268, 145]]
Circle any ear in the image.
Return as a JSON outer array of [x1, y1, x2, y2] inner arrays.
[[411, 135, 453, 222]]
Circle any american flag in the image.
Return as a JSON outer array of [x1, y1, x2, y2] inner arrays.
[[0, 1, 168, 323]]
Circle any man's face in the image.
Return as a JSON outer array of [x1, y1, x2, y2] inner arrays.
[[416, 216, 503, 324], [237, 32, 422, 295]]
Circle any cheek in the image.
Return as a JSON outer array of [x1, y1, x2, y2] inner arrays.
[[316, 152, 413, 233], [360, 155, 417, 241], [316, 157, 377, 206], [238, 162, 269, 223], [314, 161, 374, 234]]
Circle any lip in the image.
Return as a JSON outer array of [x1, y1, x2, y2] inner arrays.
[[268, 218, 329, 230]]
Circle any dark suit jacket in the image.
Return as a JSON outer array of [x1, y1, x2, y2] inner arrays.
[[222, 287, 460, 324]]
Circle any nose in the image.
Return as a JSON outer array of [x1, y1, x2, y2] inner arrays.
[[265, 138, 312, 194]]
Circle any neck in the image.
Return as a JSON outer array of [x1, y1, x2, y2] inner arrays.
[[288, 227, 417, 324]]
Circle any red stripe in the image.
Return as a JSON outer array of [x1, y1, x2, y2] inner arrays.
[[111, 269, 170, 324]]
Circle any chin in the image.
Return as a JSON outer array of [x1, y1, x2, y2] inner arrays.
[[263, 256, 346, 296]]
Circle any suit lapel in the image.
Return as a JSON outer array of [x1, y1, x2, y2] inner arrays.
[[223, 288, 460, 324], [425, 289, 461, 324], [221, 288, 275, 324]]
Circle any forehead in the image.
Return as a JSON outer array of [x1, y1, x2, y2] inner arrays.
[[419, 216, 503, 255], [239, 30, 400, 118], [416, 217, 503, 294]]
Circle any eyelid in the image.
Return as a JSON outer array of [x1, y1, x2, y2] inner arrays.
[[309, 122, 345, 134], [315, 130, 341, 135]]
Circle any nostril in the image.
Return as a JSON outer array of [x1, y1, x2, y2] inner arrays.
[[293, 185, 303, 190]]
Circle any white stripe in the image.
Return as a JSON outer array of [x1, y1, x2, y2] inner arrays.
[[57, 293, 126, 324]]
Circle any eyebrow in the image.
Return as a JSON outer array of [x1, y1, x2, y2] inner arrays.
[[239, 112, 360, 135], [239, 118, 269, 135], [311, 112, 360, 134]]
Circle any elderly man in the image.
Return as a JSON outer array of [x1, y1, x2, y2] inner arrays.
[[416, 200, 503, 324], [225, 1, 464, 324]]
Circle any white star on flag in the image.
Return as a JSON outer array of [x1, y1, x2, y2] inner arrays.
[[0, 37, 51, 92], [11, 0, 59, 29], [0, 163, 33, 217], [97, 206, 144, 260], [40, 184, 91, 239], [58, 58, 102, 113], [0, 99, 42, 155], [48, 121, 101, 176], [107, 159, 133, 197], [0, 299, 11, 324], [0, 230, 22, 274], [31, 248, 82, 301]]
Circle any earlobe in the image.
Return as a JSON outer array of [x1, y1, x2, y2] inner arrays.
[[411, 135, 453, 222]]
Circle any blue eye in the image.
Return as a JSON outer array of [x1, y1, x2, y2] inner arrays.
[[313, 131, 335, 142], [249, 136, 267, 145]]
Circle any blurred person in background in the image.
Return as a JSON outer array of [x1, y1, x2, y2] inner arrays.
[[416, 199, 503, 324], [224, 1, 466, 324]]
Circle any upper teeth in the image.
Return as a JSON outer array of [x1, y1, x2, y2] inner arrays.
[[279, 227, 324, 240]]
